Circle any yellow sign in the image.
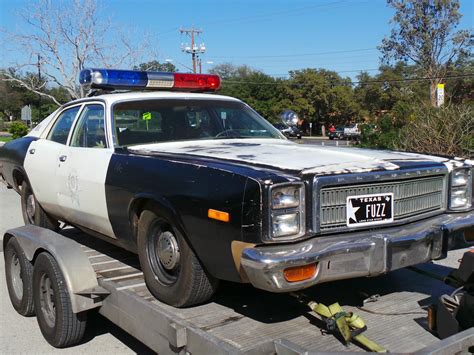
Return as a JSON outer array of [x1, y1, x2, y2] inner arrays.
[[142, 112, 152, 120], [437, 83, 445, 89]]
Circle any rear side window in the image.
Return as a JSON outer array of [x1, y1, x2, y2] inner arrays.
[[70, 104, 106, 148], [47, 106, 81, 144]]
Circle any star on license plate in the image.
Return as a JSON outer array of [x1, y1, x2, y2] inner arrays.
[[346, 193, 394, 227]]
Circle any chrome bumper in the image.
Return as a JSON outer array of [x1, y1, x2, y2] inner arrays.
[[241, 211, 474, 292]]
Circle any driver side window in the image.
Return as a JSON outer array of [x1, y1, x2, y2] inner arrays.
[[70, 104, 106, 148]]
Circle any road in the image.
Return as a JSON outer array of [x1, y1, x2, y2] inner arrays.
[[0, 148, 470, 354]]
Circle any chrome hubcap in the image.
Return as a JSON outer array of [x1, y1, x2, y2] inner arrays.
[[157, 231, 180, 270], [39, 274, 56, 328], [10, 253, 23, 299], [26, 194, 36, 221]]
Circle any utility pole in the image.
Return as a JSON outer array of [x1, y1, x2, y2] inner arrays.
[[180, 27, 206, 73], [37, 54, 41, 125]]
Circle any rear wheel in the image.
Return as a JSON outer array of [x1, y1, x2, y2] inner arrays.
[[33, 252, 87, 348], [137, 209, 218, 307], [4, 237, 35, 316], [20, 180, 59, 230]]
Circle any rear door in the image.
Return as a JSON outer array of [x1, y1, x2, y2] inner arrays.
[[55, 103, 115, 238], [24, 105, 82, 217]]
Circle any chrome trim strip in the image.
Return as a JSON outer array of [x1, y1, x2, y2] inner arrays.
[[312, 166, 449, 234]]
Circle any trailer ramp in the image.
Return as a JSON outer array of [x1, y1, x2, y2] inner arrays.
[[63, 228, 471, 354]]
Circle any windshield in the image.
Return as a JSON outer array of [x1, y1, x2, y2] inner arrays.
[[112, 99, 283, 146]]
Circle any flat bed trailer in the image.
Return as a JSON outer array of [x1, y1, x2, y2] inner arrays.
[[3, 225, 473, 354]]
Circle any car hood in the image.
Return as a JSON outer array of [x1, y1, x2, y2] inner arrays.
[[128, 138, 457, 175]]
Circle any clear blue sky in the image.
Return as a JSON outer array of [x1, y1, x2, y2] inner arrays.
[[0, 0, 473, 79]]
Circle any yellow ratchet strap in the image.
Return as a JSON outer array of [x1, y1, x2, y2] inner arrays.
[[307, 299, 387, 353]]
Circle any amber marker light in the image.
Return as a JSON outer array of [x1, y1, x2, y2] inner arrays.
[[208, 209, 230, 222], [283, 263, 318, 282]]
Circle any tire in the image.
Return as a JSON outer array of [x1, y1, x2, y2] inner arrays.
[[33, 252, 87, 348], [21, 180, 59, 230], [4, 237, 35, 316], [137, 209, 218, 307]]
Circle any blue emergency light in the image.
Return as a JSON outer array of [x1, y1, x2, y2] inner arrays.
[[79, 68, 221, 92]]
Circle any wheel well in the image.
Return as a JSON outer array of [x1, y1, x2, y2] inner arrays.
[[12, 169, 25, 191], [129, 198, 179, 241], [129, 198, 153, 240]]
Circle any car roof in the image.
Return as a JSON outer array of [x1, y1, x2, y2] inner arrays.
[[64, 91, 242, 107]]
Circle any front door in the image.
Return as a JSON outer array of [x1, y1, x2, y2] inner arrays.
[[55, 103, 115, 238]]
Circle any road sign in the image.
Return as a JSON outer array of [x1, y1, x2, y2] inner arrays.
[[436, 83, 445, 107], [21, 105, 32, 121]]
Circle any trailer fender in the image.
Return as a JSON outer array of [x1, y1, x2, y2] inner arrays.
[[3, 225, 108, 313]]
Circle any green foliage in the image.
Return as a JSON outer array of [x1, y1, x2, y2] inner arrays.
[[379, 0, 470, 105], [360, 116, 401, 150], [134, 60, 177, 72], [8, 121, 29, 139]]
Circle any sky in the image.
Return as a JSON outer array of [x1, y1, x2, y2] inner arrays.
[[0, 0, 473, 80]]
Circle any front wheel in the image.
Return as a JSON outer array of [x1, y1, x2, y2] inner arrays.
[[137, 209, 218, 307], [20, 180, 59, 230]]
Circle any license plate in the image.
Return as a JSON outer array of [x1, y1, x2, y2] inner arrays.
[[346, 193, 394, 227]]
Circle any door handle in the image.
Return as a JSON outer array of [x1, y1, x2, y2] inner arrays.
[[59, 155, 67, 162], [29, 149, 36, 155]]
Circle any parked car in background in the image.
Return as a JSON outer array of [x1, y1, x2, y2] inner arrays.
[[343, 123, 361, 140], [273, 123, 302, 139], [328, 127, 344, 140]]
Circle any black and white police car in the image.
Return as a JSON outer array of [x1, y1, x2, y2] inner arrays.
[[1, 68, 473, 307]]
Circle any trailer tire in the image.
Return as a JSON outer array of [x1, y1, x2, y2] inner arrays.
[[21, 180, 59, 231], [4, 237, 35, 316], [138, 209, 218, 307], [33, 252, 87, 348]]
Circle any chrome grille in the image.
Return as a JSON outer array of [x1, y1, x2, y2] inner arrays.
[[319, 175, 446, 230]]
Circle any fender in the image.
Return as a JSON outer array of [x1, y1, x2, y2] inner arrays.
[[3, 225, 108, 313], [128, 192, 188, 244]]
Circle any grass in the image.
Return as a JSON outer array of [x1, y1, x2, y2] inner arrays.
[[0, 136, 13, 143]]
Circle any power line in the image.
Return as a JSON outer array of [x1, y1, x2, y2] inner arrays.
[[155, 0, 369, 38], [221, 73, 474, 87], [211, 47, 377, 60]]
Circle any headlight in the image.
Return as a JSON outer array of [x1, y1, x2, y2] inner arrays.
[[269, 183, 305, 240], [272, 185, 300, 209], [449, 168, 472, 210], [272, 213, 300, 237]]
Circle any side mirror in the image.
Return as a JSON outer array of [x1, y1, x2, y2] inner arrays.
[[280, 110, 299, 127]]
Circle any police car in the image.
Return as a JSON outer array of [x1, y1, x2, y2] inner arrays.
[[0, 69, 473, 307]]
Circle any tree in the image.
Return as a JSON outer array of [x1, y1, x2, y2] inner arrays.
[[379, 0, 471, 106], [2, 0, 153, 104], [134, 61, 177, 72]]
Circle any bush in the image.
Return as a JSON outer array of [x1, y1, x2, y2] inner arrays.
[[0, 118, 4, 132], [360, 115, 402, 150], [400, 104, 473, 158], [8, 121, 29, 139]]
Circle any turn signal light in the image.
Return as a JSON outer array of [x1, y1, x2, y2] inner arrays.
[[208, 209, 230, 222], [283, 263, 317, 282]]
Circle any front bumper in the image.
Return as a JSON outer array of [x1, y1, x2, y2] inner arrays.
[[241, 211, 474, 292]]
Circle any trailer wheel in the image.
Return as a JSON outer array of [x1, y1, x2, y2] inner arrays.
[[4, 237, 35, 316], [21, 180, 59, 231], [33, 252, 87, 348], [138, 209, 218, 307]]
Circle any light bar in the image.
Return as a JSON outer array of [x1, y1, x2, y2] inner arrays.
[[79, 68, 220, 92]]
